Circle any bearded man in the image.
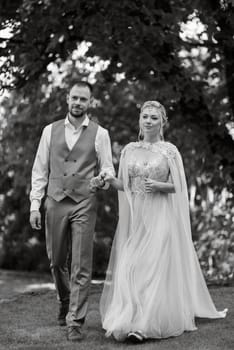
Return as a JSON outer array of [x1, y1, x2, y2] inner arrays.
[[30, 81, 114, 341]]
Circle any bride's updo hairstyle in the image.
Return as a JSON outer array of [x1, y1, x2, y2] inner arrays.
[[140, 101, 168, 125], [139, 100, 168, 141]]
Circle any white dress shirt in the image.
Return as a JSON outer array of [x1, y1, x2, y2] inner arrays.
[[30, 115, 115, 211]]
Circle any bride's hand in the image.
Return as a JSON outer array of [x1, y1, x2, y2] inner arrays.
[[144, 178, 159, 193], [103, 173, 115, 184], [98, 170, 114, 183]]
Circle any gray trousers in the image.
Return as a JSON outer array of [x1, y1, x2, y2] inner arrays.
[[45, 195, 97, 326]]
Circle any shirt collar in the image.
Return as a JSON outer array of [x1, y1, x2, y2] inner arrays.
[[65, 114, 90, 129]]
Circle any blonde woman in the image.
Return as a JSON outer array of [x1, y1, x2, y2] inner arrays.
[[99, 101, 227, 342]]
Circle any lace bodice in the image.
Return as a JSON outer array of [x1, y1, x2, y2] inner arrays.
[[123, 141, 176, 194]]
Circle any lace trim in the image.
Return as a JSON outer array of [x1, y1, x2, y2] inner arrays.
[[122, 141, 177, 160]]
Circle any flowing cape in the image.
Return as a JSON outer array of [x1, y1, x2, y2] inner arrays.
[[100, 142, 227, 336]]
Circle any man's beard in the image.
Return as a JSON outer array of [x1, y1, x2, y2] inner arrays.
[[70, 107, 86, 118]]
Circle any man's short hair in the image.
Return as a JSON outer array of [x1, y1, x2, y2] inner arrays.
[[68, 80, 93, 94]]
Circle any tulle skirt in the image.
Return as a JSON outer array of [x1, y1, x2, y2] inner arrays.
[[100, 192, 227, 341]]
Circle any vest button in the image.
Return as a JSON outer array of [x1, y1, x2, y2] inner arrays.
[[72, 174, 75, 176], [65, 159, 68, 162], [64, 173, 67, 176], [74, 160, 77, 162]]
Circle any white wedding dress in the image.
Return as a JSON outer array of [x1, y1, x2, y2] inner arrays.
[[100, 141, 227, 341]]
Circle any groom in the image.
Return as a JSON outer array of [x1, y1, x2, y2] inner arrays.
[[29, 81, 114, 341]]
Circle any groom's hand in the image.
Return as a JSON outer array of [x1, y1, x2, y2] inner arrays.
[[30, 210, 42, 230], [90, 176, 105, 192]]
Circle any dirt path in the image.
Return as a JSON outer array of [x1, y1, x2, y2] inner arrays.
[[0, 269, 54, 302]]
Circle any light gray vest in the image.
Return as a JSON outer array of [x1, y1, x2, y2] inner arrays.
[[47, 119, 98, 202]]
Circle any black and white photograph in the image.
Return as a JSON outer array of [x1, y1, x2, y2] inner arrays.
[[0, 1, 233, 349]]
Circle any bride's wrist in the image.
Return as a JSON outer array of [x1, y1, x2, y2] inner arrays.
[[109, 176, 116, 184], [104, 175, 115, 183]]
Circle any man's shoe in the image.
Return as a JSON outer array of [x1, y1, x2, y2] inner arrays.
[[67, 325, 84, 341], [58, 303, 69, 326]]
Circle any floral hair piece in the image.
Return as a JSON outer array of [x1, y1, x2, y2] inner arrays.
[[140, 100, 168, 125]]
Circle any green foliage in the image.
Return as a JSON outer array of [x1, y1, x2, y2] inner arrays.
[[194, 199, 234, 285]]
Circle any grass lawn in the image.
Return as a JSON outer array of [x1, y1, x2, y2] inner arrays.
[[0, 284, 233, 350]]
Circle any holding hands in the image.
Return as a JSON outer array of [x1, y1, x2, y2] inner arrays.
[[89, 171, 116, 192], [90, 171, 123, 191], [90, 174, 173, 194], [89, 173, 105, 192], [100, 171, 115, 184]]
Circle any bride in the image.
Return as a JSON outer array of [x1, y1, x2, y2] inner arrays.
[[99, 101, 227, 342]]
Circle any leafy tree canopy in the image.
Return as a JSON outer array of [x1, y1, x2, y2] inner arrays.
[[1, 0, 234, 191]]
